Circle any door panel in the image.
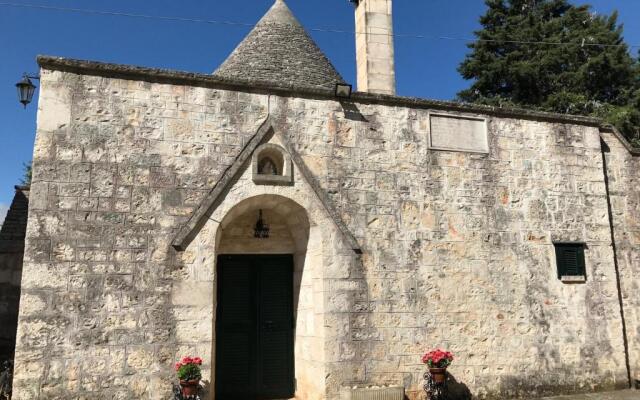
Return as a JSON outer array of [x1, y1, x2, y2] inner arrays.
[[216, 255, 294, 400], [216, 258, 255, 399], [258, 258, 294, 398]]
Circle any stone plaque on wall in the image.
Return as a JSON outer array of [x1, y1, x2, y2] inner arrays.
[[429, 113, 488, 153]]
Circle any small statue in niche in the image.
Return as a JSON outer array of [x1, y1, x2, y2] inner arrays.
[[258, 157, 279, 175]]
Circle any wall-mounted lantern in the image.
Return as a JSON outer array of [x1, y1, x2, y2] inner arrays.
[[15, 74, 39, 108], [335, 82, 353, 99], [254, 209, 270, 239]]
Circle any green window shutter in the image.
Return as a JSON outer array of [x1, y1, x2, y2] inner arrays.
[[555, 244, 586, 279], [216, 257, 255, 398], [258, 257, 294, 399]]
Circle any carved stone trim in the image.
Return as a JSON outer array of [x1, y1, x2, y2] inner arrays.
[[171, 118, 361, 254]]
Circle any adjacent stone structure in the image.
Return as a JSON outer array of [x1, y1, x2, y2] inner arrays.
[[0, 186, 29, 364], [600, 130, 640, 389], [9, 0, 640, 399]]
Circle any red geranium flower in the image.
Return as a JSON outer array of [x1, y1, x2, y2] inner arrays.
[[175, 356, 203, 382], [421, 349, 454, 368]]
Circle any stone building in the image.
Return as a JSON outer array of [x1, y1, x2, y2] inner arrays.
[[0, 186, 29, 365], [7, 0, 640, 399]]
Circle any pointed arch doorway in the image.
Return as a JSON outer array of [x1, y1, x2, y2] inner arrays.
[[214, 195, 311, 400], [216, 254, 294, 399]]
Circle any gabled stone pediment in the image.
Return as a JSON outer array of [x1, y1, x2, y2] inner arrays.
[[171, 116, 361, 254]]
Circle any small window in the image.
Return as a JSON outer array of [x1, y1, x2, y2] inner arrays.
[[554, 243, 586, 282]]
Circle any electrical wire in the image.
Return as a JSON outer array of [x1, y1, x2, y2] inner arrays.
[[0, 1, 639, 48], [0, 1, 256, 27]]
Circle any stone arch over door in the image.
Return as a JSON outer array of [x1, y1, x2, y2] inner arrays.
[[170, 118, 363, 399], [213, 194, 325, 400]]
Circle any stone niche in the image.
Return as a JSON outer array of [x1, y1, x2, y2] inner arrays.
[[252, 143, 293, 185]]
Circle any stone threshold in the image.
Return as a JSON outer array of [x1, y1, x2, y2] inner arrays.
[[537, 389, 638, 400]]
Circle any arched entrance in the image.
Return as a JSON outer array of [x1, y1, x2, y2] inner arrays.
[[214, 195, 311, 400]]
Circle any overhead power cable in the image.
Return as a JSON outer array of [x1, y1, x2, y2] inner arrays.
[[0, 2, 256, 27], [0, 1, 638, 48]]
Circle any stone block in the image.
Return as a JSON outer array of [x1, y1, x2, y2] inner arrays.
[[340, 386, 404, 400], [429, 113, 488, 153]]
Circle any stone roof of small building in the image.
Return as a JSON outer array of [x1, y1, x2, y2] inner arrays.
[[0, 186, 29, 253], [213, 0, 345, 91]]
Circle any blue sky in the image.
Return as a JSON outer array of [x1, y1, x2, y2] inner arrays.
[[0, 0, 639, 222]]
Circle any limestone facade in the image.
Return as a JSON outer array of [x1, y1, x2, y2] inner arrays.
[[9, 57, 639, 400]]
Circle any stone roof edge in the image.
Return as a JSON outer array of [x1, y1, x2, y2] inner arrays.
[[599, 125, 640, 156], [38, 55, 604, 127]]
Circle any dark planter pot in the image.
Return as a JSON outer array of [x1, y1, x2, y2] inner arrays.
[[429, 367, 447, 383], [179, 379, 200, 397]]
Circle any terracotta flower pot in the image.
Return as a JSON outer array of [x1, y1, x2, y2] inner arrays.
[[429, 367, 447, 383], [180, 379, 200, 397]]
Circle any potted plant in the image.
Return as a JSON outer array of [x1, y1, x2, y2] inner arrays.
[[175, 356, 203, 397], [421, 349, 453, 383]]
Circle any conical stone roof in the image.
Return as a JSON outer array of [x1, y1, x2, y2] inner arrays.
[[214, 0, 345, 90]]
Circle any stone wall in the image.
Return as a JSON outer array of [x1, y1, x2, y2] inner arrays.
[[12, 66, 633, 399], [0, 186, 29, 364], [601, 131, 640, 384], [297, 103, 628, 399]]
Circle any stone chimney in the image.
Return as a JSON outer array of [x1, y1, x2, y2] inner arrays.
[[354, 0, 396, 95]]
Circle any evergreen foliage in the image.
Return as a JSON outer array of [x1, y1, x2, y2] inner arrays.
[[458, 0, 640, 146], [176, 363, 202, 382], [20, 161, 32, 186]]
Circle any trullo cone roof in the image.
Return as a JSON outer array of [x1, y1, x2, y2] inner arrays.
[[213, 0, 345, 90]]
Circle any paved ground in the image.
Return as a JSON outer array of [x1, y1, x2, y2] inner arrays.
[[538, 390, 638, 400]]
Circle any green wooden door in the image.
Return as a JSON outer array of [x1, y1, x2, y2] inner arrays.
[[216, 255, 294, 400]]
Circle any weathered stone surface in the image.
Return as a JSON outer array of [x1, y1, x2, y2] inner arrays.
[[601, 131, 640, 385], [538, 389, 639, 400], [355, 0, 396, 95], [0, 187, 29, 364], [429, 113, 488, 153], [10, 60, 639, 400], [214, 0, 345, 91]]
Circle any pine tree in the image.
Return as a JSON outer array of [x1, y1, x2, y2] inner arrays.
[[458, 0, 639, 145], [20, 161, 32, 186]]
